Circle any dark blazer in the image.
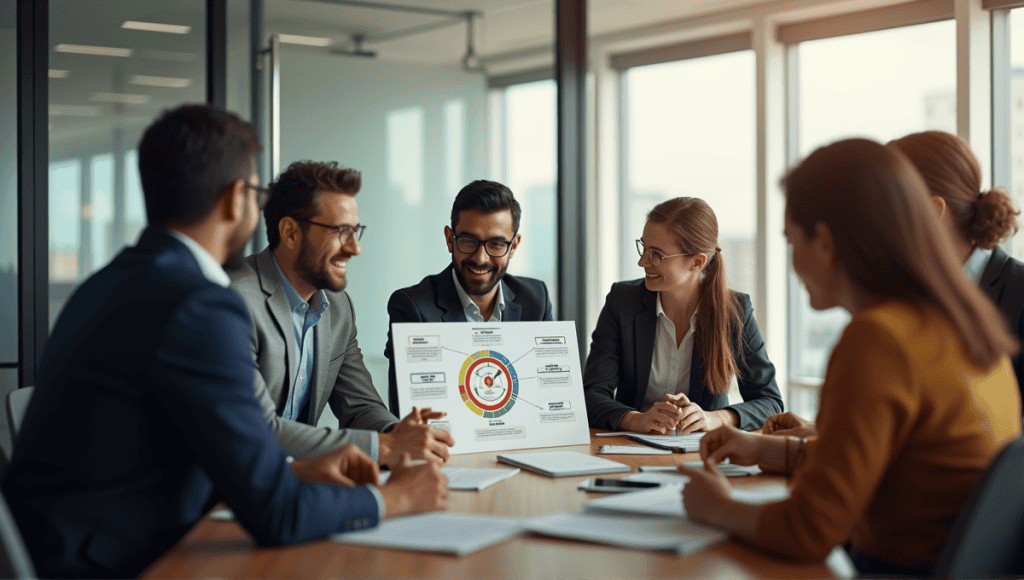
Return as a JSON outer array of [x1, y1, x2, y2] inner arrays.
[[230, 249, 397, 460], [979, 246, 1024, 401], [583, 279, 783, 431], [1, 228, 380, 578], [384, 263, 554, 414]]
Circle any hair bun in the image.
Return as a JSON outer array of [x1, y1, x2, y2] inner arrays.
[[969, 188, 1020, 249]]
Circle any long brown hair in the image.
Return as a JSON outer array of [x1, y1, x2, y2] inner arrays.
[[887, 131, 1019, 249], [783, 138, 1018, 368], [647, 198, 742, 394]]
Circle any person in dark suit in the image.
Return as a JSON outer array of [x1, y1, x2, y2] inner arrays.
[[584, 197, 782, 434], [384, 180, 553, 414], [231, 161, 454, 464], [887, 131, 1024, 399], [0, 104, 446, 578]]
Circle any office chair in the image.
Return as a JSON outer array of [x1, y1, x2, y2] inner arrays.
[[932, 437, 1024, 578], [0, 492, 35, 579], [5, 387, 33, 445]]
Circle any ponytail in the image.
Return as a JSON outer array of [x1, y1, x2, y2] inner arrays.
[[694, 249, 743, 395]]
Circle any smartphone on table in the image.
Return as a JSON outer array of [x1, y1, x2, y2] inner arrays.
[[577, 477, 662, 493]]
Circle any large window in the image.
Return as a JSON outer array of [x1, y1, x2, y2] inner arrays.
[[1009, 8, 1024, 262], [620, 51, 757, 303], [48, 1, 206, 324], [492, 80, 559, 313], [788, 20, 956, 417], [1, 2, 15, 366]]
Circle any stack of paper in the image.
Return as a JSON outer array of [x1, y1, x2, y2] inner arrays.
[[526, 512, 727, 554], [379, 467, 520, 490], [331, 512, 525, 555]]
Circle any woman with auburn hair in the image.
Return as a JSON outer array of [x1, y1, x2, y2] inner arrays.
[[678, 139, 1021, 575], [583, 197, 783, 434], [888, 130, 1024, 387]]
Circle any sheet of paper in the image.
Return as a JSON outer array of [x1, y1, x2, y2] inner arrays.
[[392, 321, 590, 454], [599, 445, 672, 455], [595, 431, 628, 437], [331, 512, 525, 555], [585, 485, 684, 517], [526, 512, 727, 554], [731, 484, 790, 504], [379, 467, 519, 490], [627, 432, 706, 452], [442, 467, 520, 490], [638, 461, 761, 477]]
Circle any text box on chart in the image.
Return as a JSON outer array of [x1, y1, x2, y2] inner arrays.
[[392, 321, 590, 454]]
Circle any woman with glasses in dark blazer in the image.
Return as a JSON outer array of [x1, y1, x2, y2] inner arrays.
[[583, 197, 783, 434]]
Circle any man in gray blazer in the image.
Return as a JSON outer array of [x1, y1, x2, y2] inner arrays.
[[232, 160, 454, 463]]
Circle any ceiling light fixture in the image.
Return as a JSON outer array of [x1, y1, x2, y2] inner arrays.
[[141, 49, 199, 62], [49, 104, 101, 117], [122, 21, 191, 34], [277, 34, 333, 47], [55, 44, 133, 57], [48, 69, 70, 78], [462, 13, 484, 73], [129, 75, 192, 88], [91, 92, 151, 105]]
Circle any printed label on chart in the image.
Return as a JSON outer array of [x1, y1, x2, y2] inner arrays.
[[535, 336, 569, 357], [406, 335, 442, 362], [474, 426, 526, 441], [471, 327, 503, 346], [410, 385, 447, 400], [411, 372, 446, 384], [539, 411, 576, 423], [537, 363, 570, 386], [547, 401, 571, 411]]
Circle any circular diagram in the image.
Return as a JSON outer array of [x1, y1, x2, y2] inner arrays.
[[459, 350, 519, 418]]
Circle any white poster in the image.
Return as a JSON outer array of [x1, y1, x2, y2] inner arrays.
[[392, 321, 591, 454]]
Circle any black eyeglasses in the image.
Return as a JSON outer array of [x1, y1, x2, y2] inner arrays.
[[246, 182, 270, 209], [297, 219, 366, 244], [452, 233, 513, 257], [636, 239, 687, 266]]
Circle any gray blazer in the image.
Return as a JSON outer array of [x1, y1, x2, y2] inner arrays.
[[230, 249, 398, 460]]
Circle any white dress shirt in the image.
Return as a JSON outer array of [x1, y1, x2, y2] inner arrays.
[[642, 293, 698, 412]]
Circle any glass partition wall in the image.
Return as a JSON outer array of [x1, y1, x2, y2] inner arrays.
[[48, 0, 206, 325]]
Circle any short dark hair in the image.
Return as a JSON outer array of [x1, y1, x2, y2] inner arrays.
[[137, 104, 261, 227], [450, 180, 521, 234], [263, 161, 362, 250]]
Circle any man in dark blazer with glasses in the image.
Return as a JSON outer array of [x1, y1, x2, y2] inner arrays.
[[384, 180, 554, 415]]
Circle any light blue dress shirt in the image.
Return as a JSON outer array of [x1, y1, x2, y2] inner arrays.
[[271, 257, 380, 464], [963, 246, 993, 284], [452, 269, 506, 322]]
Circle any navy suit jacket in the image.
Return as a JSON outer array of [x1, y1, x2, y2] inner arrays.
[[384, 264, 554, 414], [980, 246, 1024, 402], [583, 279, 783, 431], [1, 228, 380, 578]]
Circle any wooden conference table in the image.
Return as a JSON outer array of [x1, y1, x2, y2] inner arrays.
[[141, 430, 838, 579]]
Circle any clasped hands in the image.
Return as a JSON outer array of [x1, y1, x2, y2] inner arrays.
[[620, 393, 724, 434]]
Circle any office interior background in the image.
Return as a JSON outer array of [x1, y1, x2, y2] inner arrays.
[[1, 0, 1023, 457]]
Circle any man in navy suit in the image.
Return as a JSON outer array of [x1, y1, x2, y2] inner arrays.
[[1, 104, 447, 578], [384, 180, 554, 414]]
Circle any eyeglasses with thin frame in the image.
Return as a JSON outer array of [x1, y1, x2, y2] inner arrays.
[[636, 239, 688, 266], [451, 233, 513, 257], [298, 219, 367, 244], [246, 182, 270, 209]]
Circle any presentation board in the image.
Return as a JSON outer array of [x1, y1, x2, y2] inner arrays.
[[392, 321, 591, 454]]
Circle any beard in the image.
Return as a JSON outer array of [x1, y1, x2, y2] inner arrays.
[[453, 258, 507, 296], [296, 238, 348, 292]]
